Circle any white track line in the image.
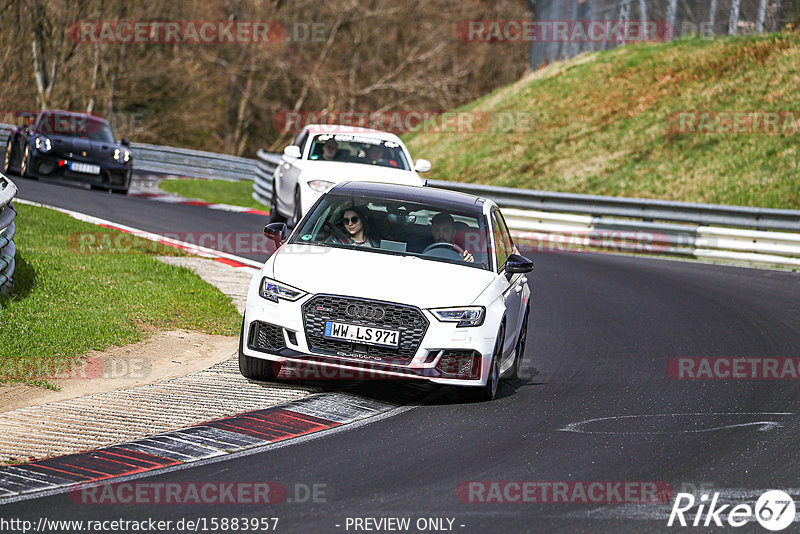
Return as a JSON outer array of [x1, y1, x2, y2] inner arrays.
[[15, 198, 261, 271]]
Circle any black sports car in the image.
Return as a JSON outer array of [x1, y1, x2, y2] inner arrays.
[[3, 110, 132, 194]]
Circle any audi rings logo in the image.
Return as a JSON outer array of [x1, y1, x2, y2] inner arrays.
[[345, 304, 385, 321]]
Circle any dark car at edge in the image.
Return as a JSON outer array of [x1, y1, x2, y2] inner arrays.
[[3, 110, 132, 194]]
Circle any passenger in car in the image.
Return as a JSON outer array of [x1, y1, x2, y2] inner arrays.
[[321, 139, 340, 161], [427, 212, 474, 263]]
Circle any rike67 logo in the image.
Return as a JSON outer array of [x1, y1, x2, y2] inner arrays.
[[668, 490, 796, 531]]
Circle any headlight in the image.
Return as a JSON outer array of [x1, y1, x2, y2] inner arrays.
[[34, 137, 52, 152], [114, 148, 131, 162], [430, 306, 485, 327], [307, 180, 335, 193], [259, 277, 306, 303]]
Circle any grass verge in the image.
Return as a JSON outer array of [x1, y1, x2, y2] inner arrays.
[[0, 203, 241, 387], [158, 178, 268, 211], [404, 32, 800, 209]]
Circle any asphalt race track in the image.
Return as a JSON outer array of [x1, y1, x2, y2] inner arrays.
[[4, 177, 800, 533]]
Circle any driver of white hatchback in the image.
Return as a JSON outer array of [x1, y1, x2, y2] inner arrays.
[[429, 212, 474, 263]]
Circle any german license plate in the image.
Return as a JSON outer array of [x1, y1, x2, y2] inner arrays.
[[324, 321, 399, 348], [69, 162, 101, 174]]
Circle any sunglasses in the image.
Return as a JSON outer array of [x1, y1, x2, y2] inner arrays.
[[343, 216, 360, 225]]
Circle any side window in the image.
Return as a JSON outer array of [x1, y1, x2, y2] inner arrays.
[[497, 211, 515, 257], [491, 210, 509, 271]]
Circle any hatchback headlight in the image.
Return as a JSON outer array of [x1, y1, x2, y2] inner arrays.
[[259, 277, 306, 303], [35, 136, 52, 152], [430, 306, 485, 327], [114, 148, 131, 162], [307, 180, 335, 192]]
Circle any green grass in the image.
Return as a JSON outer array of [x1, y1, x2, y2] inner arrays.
[[0, 204, 241, 387], [405, 32, 800, 209], [158, 178, 268, 211]]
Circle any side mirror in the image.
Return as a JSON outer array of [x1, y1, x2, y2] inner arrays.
[[505, 254, 533, 274], [283, 145, 301, 159], [121, 138, 130, 147], [414, 159, 431, 173], [264, 222, 288, 244]]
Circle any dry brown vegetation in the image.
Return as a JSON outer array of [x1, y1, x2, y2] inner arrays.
[[0, 0, 529, 156]]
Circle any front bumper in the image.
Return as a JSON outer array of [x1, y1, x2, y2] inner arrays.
[[29, 151, 132, 190], [241, 287, 498, 387]]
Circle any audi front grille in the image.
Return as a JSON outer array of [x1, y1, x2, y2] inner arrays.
[[301, 295, 429, 365]]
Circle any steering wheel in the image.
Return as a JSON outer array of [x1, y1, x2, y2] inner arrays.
[[422, 241, 464, 260]]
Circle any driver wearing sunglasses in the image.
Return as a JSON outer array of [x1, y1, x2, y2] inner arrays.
[[325, 206, 379, 247]]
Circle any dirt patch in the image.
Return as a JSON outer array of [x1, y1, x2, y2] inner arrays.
[[0, 330, 238, 414]]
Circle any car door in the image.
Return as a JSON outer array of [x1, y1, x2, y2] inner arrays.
[[491, 208, 522, 363]]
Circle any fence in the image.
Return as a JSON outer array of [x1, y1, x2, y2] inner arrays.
[[252, 150, 800, 269], [0, 174, 17, 294], [527, 0, 797, 68]]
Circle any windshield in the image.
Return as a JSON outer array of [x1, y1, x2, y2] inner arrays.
[[307, 134, 410, 170], [35, 112, 116, 143], [291, 192, 490, 270]]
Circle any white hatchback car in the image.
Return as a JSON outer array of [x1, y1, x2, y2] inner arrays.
[[240, 182, 533, 401], [268, 125, 430, 226]]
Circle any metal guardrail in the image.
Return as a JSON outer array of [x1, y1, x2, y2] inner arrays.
[[0, 125, 797, 270], [426, 180, 800, 233], [0, 173, 18, 294], [252, 150, 800, 269], [0, 127, 258, 182], [129, 143, 258, 181], [252, 149, 282, 206]]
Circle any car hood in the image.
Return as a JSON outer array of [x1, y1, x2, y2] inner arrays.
[[269, 244, 494, 308], [296, 160, 424, 186], [43, 135, 121, 159]]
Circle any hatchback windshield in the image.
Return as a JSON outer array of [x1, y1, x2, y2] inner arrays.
[[291, 192, 491, 270], [307, 134, 410, 170], [36, 112, 116, 143]]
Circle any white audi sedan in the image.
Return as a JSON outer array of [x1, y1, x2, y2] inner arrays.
[[268, 125, 430, 227], [240, 182, 532, 401]]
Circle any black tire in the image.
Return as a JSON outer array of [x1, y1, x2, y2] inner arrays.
[[238, 319, 279, 381], [19, 144, 30, 178], [463, 323, 504, 402], [3, 140, 11, 174], [506, 307, 529, 380], [290, 187, 302, 228]]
